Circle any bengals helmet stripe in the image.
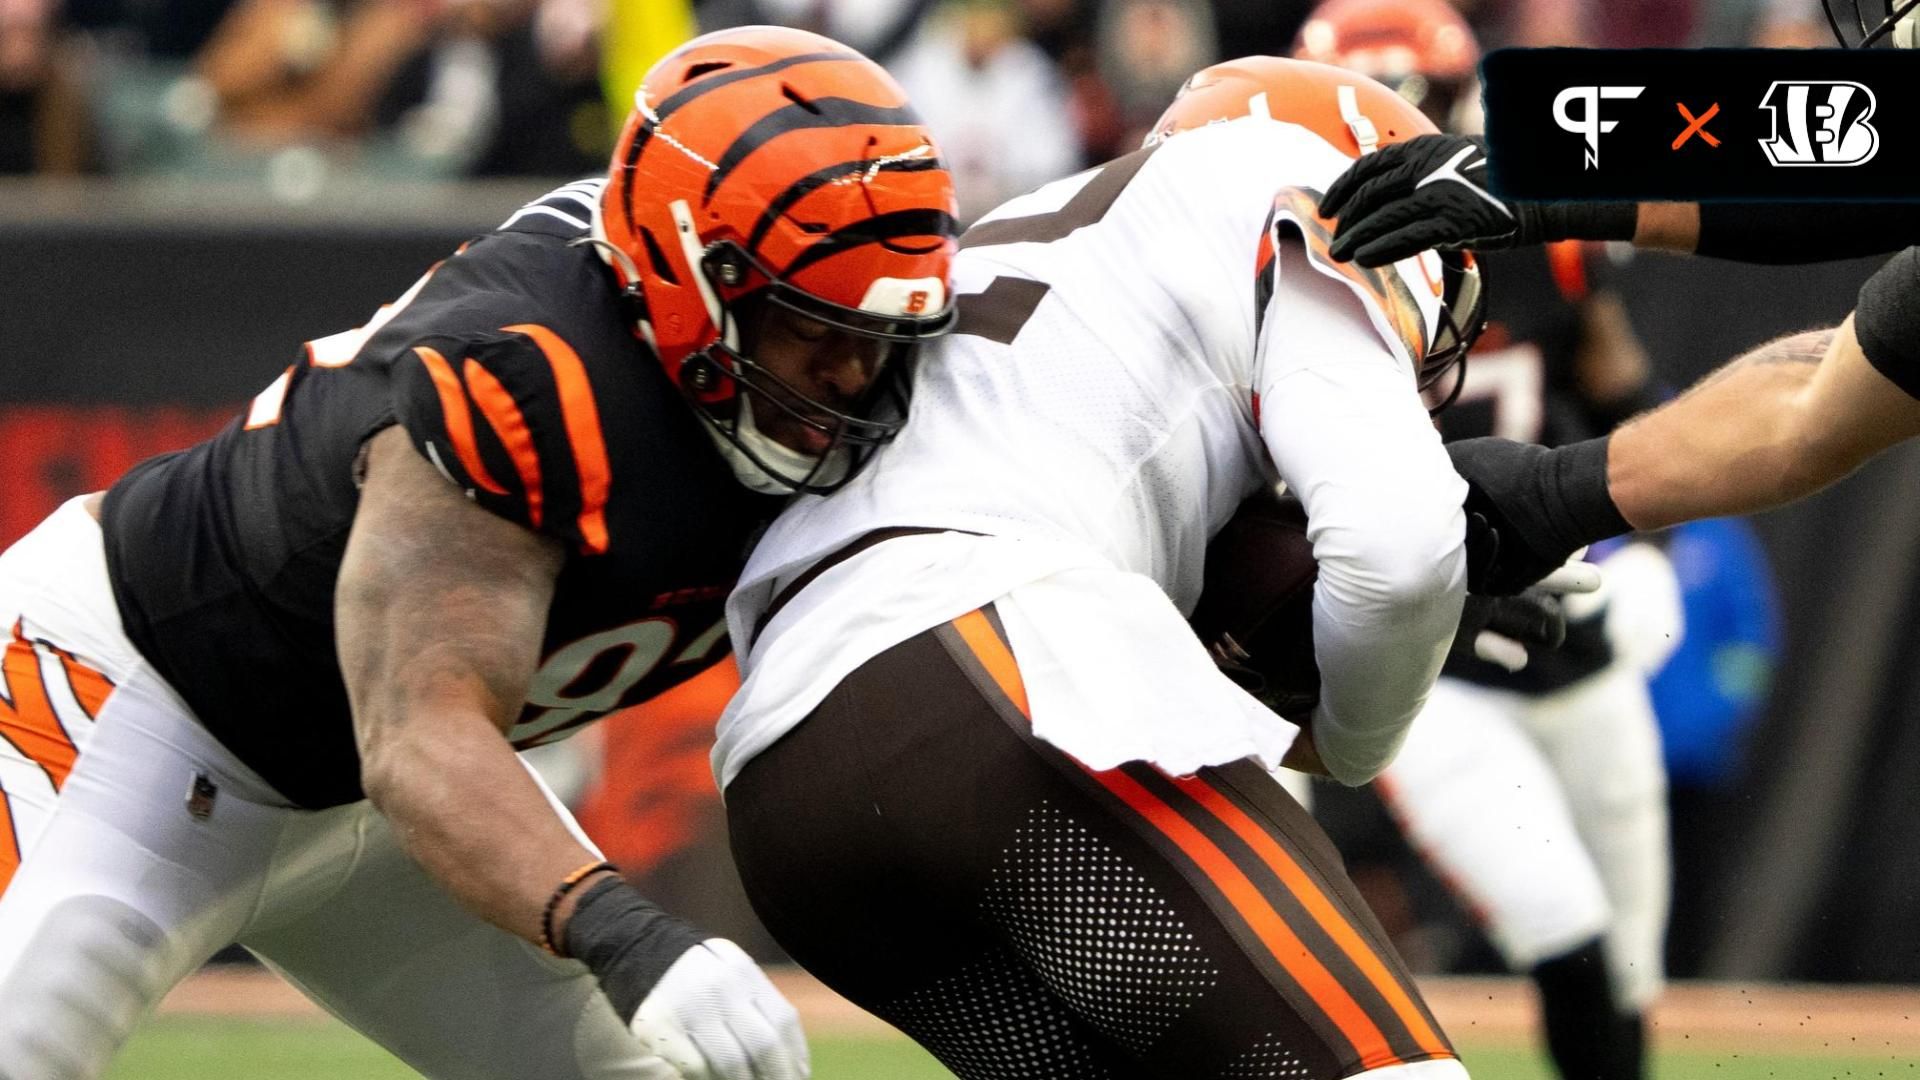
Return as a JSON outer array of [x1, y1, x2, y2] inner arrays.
[[785, 209, 959, 278], [746, 154, 946, 254], [619, 48, 856, 228], [703, 100, 924, 204]]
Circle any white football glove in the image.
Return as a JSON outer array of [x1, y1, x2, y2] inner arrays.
[[628, 938, 810, 1080]]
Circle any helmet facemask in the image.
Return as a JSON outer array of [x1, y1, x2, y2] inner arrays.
[[1417, 249, 1486, 415], [680, 239, 952, 495], [1825, 0, 1920, 46]]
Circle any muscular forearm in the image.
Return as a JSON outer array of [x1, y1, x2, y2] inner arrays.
[[360, 698, 600, 942], [1609, 328, 1838, 528]]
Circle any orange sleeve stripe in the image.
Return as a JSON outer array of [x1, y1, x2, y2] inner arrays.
[[1174, 774, 1453, 1063], [1087, 765, 1401, 1068], [463, 360, 545, 529], [950, 610, 1030, 717], [414, 347, 508, 497], [505, 324, 612, 555], [1, 623, 77, 791]]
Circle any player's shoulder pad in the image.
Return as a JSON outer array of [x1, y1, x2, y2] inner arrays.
[[391, 322, 615, 554], [1258, 185, 1445, 374], [499, 178, 606, 241]]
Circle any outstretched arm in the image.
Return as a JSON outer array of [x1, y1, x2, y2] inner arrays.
[[339, 428, 809, 1080], [337, 425, 579, 940], [1611, 318, 1920, 527]]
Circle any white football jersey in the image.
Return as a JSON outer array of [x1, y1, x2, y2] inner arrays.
[[715, 118, 1467, 788]]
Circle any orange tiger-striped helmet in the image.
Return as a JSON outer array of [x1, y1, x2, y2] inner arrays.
[[602, 26, 959, 494], [1292, 0, 1480, 129]]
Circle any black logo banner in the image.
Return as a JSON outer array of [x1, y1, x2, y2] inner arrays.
[[1483, 48, 1920, 200]]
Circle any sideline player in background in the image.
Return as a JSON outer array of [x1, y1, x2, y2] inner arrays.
[[1306, 8, 1920, 593], [1296, 5, 1675, 1077], [0, 27, 958, 1080], [720, 58, 1493, 1079]]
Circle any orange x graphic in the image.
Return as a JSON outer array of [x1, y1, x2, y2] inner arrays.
[[1673, 102, 1721, 149]]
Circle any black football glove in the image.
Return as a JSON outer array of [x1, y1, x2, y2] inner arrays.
[[1449, 588, 1567, 672], [1317, 134, 1638, 268], [1447, 436, 1632, 595]]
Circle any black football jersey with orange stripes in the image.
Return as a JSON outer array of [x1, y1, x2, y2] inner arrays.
[[1440, 242, 1614, 693], [101, 180, 785, 808]]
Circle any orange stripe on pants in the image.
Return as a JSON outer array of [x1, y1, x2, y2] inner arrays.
[[1174, 774, 1453, 1063], [946, 607, 1405, 1068], [1, 621, 77, 789]]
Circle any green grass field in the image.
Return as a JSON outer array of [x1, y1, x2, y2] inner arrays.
[[107, 1016, 1917, 1079]]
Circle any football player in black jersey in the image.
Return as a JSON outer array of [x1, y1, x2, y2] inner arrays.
[[0, 26, 956, 1080], [1297, 7, 1671, 1077], [1307, 9, 1920, 596]]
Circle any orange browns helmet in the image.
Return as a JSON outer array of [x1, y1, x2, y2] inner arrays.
[[1291, 0, 1480, 129], [1145, 56, 1485, 410], [602, 25, 959, 494]]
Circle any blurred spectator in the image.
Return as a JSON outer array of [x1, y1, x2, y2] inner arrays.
[[1091, 0, 1213, 155], [2, 0, 90, 172], [77, 0, 608, 183], [694, 0, 938, 63], [892, 0, 1079, 221], [1751, 0, 1832, 45], [1448, 0, 1587, 46]]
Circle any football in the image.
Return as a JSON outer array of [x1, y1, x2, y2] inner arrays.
[[1189, 487, 1321, 719]]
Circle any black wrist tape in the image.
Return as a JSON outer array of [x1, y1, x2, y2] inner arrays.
[[1522, 201, 1638, 245], [563, 876, 708, 1021], [1542, 436, 1631, 549]]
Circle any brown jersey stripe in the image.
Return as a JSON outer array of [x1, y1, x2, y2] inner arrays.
[[463, 359, 545, 530], [745, 154, 947, 257], [505, 324, 613, 554], [413, 347, 509, 496], [1173, 769, 1454, 1064], [702, 100, 923, 205], [0, 622, 77, 791]]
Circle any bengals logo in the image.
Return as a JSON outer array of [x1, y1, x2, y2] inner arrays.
[[1758, 81, 1879, 167], [905, 290, 930, 315]]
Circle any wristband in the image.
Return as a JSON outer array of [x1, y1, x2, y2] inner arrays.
[[1522, 201, 1638, 245], [1541, 436, 1631, 549], [564, 876, 708, 1020], [540, 859, 616, 956]]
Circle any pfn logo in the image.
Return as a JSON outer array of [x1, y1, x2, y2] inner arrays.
[[1553, 86, 1645, 169], [1758, 81, 1879, 167]]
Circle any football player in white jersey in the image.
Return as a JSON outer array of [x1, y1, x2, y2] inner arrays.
[[715, 59, 1492, 1078], [1292, 5, 1677, 1077]]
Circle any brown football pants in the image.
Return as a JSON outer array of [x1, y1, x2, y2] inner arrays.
[[726, 606, 1458, 1079]]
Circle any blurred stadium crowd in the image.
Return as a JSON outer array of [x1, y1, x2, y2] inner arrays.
[[0, 0, 1862, 203]]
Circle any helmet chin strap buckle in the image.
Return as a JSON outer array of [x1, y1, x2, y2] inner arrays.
[[1337, 84, 1380, 156]]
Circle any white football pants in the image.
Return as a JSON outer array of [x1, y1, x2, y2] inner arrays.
[[0, 498, 661, 1079], [1376, 669, 1671, 1011]]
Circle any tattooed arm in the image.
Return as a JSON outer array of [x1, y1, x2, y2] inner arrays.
[[1610, 318, 1920, 529], [336, 426, 589, 941]]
